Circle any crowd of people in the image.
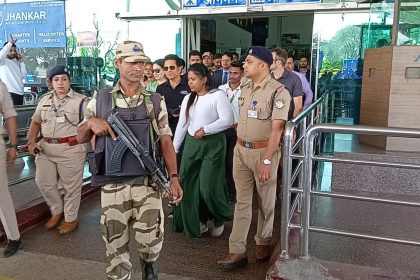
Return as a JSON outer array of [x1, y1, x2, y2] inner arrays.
[[0, 34, 314, 280]]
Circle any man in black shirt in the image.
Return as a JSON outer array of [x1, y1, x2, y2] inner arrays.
[[270, 48, 303, 120], [156, 54, 191, 135]]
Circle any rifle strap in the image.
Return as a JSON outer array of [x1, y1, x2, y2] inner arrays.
[[144, 91, 163, 161]]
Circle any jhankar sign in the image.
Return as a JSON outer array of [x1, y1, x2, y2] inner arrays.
[[0, 1, 66, 48]]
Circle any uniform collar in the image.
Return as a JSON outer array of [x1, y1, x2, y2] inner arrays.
[[111, 81, 148, 98], [249, 74, 272, 91], [50, 89, 75, 98]]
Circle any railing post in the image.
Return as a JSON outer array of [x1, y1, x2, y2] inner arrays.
[[280, 121, 294, 259], [300, 126, 317, 259]]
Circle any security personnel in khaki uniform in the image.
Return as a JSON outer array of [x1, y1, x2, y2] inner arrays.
[[27, 65, 88, 235], [0, 81, 22, 257], [77, 41, 183, 280], [218, 46, 291, 269]]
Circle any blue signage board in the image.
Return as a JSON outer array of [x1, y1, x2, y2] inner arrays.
[[0, 1, 66, 48], [183, 0, 246, 8], [250, 0, 319, 3]]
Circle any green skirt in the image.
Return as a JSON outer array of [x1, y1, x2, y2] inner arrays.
[[173, 133, 233, 238]]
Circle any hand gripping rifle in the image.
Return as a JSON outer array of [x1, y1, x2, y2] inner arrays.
[[107, 110, 172, 198]]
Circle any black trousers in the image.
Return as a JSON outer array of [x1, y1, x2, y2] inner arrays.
[[10, 92, 24, 106], [225, 127, 237, 202]]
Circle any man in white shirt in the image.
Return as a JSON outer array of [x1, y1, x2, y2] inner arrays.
[[0, 35, 27, 105], [218, 61, 244, 203]]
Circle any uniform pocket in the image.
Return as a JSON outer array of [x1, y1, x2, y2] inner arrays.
[[257, 106, 271, 120], [63, 108, 80, 126], [88, 147, 104, 175]]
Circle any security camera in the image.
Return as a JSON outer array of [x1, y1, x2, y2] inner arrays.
[[115, 12, 120, 18]]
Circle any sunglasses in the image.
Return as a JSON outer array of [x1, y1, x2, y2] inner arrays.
[[163, 66, 176, 71], [153, 69, 161, 74]]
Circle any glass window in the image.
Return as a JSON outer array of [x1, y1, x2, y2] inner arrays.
[[397, 0, 420, 45]]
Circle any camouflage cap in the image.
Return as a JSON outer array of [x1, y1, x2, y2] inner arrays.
[[202, 52, 213, 58], [115, 40, 150, 62]]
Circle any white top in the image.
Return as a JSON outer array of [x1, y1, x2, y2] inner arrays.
[[218, 82, 241, 124], [0, 42, 27, 95], [173, 89, 234, 153]]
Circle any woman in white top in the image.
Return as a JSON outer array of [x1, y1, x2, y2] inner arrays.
[[172, 63, 234, 239]]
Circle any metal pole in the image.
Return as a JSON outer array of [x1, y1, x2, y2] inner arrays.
[[196, 20, 201, 52], [280, 121, 294, 259], [300, 125, 316, 258], [391, 0, 400, 46]]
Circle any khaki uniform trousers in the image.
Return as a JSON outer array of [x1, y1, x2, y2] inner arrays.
[[229, 144, 281, 254], [101, 183, 164, 280], [35, 140, 86, 222], [0, 139, 20, 241]]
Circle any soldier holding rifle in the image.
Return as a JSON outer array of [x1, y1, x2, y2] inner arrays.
[[77, 41, 183, 280]]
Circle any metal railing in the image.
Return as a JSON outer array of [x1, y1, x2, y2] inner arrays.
[[279, 90, 332, 259], [280, 121, 420, 259]]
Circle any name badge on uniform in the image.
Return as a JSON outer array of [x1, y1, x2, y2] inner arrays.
[[247, 109, 258, 119], [56, 116, 65, 123]]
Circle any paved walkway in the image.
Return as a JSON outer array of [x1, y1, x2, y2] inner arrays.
[[0, 251, 197, 280]]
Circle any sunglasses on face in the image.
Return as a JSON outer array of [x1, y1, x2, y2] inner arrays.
[[163, 65, 176, 71], [153, 69, 161, 74]]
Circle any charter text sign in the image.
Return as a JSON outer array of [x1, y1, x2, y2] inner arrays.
[[0, 1, 66, 48]]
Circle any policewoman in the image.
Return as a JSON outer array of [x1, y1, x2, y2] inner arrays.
[[27, 65, 88, 235], [218, 47, 291, 269]]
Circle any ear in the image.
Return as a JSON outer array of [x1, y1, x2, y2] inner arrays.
[[114, 58, 120, 68]]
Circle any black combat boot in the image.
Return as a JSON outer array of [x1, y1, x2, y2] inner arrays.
[[141, 259, 158, 280]]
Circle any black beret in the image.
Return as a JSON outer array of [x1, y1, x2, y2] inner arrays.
[[48, 65, 70, 80], [245, 46, 273, 66]]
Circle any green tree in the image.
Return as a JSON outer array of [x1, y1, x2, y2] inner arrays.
[[322, 25, 361, 63]]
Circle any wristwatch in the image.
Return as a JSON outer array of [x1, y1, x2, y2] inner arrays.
[[170, 173, 179, 179], [263, 159, 272, 165]]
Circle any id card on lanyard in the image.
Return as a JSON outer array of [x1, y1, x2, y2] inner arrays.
[[52, 95, 70, 123]]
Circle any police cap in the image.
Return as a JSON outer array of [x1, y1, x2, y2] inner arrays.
[[48, 65, 70, 80], [246, 46, 273, 66]]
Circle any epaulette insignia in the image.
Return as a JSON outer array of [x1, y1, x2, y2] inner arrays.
[[275, 99, 285, 109], [276, 84, 285, 93]]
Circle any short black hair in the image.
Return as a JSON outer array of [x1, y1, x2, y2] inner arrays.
[[153, 58, 165, 68], [213, 53, 222, 59], [3, 42, 16, 48], [189, 50, 202, 59], [163, 54, 183, 67], [222, 52, 233, 60], [230, 61, 243, 70], [232, 52, 239, 58]]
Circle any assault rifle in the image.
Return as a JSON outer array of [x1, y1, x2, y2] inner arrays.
[[107, 110, 171, 198]]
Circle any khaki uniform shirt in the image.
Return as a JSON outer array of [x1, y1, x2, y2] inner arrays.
[[82, 83, 172, 137], [0, 81, 17, 136], [32, 89, 88, 138], [237, 74, 291, 142]]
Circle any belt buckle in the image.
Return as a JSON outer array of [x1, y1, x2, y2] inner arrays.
[[244, 141, 252, 149], [50, 138, 59, 144]]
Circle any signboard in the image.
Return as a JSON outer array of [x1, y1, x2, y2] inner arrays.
[[183, 0, 246, 8], [0, 1, 66, 48], [250, 0, 319, 3], [77, 31, 97, 47]]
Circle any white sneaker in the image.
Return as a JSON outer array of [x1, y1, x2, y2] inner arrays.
[[200, 222, 208, 235], [210, 224, 224, 237]]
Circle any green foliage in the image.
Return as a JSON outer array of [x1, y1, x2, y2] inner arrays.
[[320, 25, 362, 73], [66, 35, 77, 57]]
